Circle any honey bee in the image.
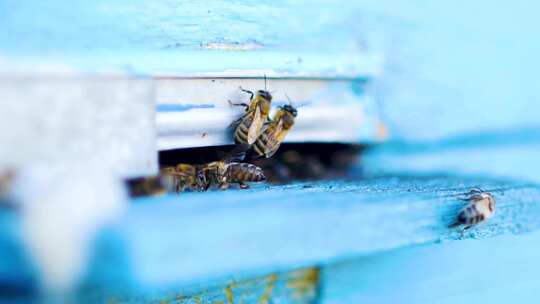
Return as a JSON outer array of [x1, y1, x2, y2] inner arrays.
[[128, 176, 167, 197], [251, 104, 298, 159], [229, 83, 273, 145], [160, 164, 206, 193], [0, 170, 14, 204], [199, 161, 266, 190], [450, 188, 496, 230]]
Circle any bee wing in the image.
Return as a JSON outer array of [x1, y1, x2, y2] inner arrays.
[[264, 120, 288, 158], [247, 105, 264, 144]]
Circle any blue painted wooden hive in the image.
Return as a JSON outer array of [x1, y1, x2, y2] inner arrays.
[[1, 1, 540, 303]]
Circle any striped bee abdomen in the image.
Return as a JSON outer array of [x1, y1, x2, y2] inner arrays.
[[456, 204, 485, 225], [234, 115, 253, 144], [252, 132, 270, 157], [227, 163, 266, 182]]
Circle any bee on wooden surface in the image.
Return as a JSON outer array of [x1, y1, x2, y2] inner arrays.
[[200, 161, 266, 190], [128, 176, 167, 197], [160, 164, 206, 193], [450, 188, 496, 230], [229, 78, 273, 145], [251, 103, 298, 159], [0, 170, 15, 206]]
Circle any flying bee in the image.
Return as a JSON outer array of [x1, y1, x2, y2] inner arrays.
[[251, 103, 298, 159], [199, 161, 266, 190], [160, 164, 206, 193], [229, 77, 273, 145], [450, 188, 496, 230]]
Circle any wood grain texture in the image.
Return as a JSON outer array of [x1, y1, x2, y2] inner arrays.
[[98, 268, 319, 304], [1, 175, 539, 301], [84, 176, 540, 296], [0, 1, 380, 78]]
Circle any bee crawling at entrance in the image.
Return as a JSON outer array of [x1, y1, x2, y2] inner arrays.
[[199, 161, 266, 190], [160, 164, 206, 193], [450, 187, 496, 231], [229, 79, 273, 146]]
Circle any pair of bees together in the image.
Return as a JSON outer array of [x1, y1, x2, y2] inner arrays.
[[161, 86, 298, 193], [230, 87, 298, 159], [451, 188, 496, 231], [160, 162, 266, 192]]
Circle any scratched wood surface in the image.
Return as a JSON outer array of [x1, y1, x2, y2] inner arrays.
[[96, 268, 319, 304], [1, 175, 540, 302], [0, 1, 380, 78]]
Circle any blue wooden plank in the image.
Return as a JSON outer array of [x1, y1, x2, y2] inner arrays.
[[347, 0, 540, 141], [321, 230, 540, 304], [1, 175, 539, 301], [0, 1, 381, 77], [0, 1, 366, 53], [364, 128, 540, 183], [42, 176, 540, 297]]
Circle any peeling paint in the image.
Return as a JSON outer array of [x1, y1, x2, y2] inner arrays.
[[224, 285, 234, 304], [156, 104, 215, 112], [201, 42, 264, 51]]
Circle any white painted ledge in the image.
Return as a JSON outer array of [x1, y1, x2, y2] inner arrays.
[[0, 76, 157, 178], [156, 77, 385, 150]]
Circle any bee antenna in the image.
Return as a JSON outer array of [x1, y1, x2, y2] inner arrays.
[[469, 187, 484, 193], [285, 94, 293, 106], [264, 74, 267, 91]]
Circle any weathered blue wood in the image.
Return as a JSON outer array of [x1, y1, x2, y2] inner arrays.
[[0, 1, 365, 53], [2, 175, 538, 300], [364, 129, 540, 183], [0, 1, 380, 77], [3, 0, 540, 140], [321, 230, 540, 304], [352, 0, 540, 141]]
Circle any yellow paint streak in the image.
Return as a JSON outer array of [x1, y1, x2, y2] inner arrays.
[[106, 298, 119, 304], [175, 294, 185, 301], [161, 267, 319, 303], [286, 268, 320, 300], [257, 274, 278, 304], [224, 285, 234, 304]]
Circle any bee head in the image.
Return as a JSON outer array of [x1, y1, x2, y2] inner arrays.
[[484, 193, 496, 212], [280, 104, 298, 117], [257, 90, 272, 101]]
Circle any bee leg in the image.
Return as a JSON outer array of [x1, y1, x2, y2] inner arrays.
[[228, 116, 244, 129], [238, 87, 254, 100], [460, 225, 473, 238], [228, 100, 249, 110], [177, 184, 185, 194], [173, 179, 180, 194], [238, 182, 250, 189]]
